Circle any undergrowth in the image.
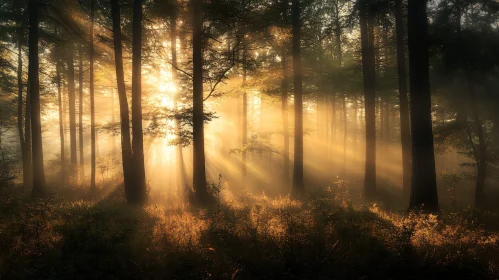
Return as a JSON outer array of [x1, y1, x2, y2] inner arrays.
[[0, 183, 498, 279]]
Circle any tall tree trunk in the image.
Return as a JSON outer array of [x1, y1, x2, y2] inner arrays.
[[78, 44, 84, 183], [359, 0, 376, 196], [242, 41, 248, 186], [67, 43, 77, 183], [57, 48, 65, 187], [291, 0, 304, 196], [90, 0, 96, 191], [110, 0, 133, 200], [192, 0, 208, 202], [467, 75, 487, 207], [335, 14, 346, 177], [395, 0, 411, 198], [16, 0, 32, 189], [131, 0, 147, 204], [407, 0, 438, 212], [281, 49, 290, 189], [171, 11, 186, 193], [29, 0, 45, 197]]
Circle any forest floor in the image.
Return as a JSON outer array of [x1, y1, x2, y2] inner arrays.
[[1, 181, 499, 280]]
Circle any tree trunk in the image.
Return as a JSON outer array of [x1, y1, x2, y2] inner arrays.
[[242, 44, 248, 187], [16, 0, 32, 189], [192, 0, 208, 202], [110, 0, 133, 200], [359, 0, 376, 196], [90, 0, 96, 191], [131, 0, 147, 204], [78, 44, 84, 183], [395, 0, 412, 198], [57, 47, 65, 187], [467, 75, 487, 207], [67, 43, 77, 183], [171, 11, 186, 194], [407, 0, 439, 212], [29, 0, 45, 197], [291, 0, 304, 196], [281, 49, 290, 189]]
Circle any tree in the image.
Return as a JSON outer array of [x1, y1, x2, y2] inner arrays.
[[89, 0, 96, 191], [28, 0, 45, 197], [291, 0, 304, 197], [78, 44, 84, 183], [359, 0, 377, 196], [110, 0, 134, 202], [15, 0, 32, 189], [394, 0, 412, 198], [67, 42, 77, 183], [191, 0, 208, 202], [407, 0, 438, 212], [131, 0, 147, 204]]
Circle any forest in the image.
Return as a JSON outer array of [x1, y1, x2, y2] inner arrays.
[[1, 0, 499, 278]]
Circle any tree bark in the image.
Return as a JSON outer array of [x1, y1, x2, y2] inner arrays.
[[395, 0, 411, 198], [191, 0, 208, 202], [281, 49, 290, 189], [78, 44, 84, 183], [56, 44, 65, 187], [90, 0, 96, 191], [407, 0, 439, 212], [110, 0, 133, 200], [67, 43, 77, 183], [291, 0, 304, 196], [16, 0, 32, 189], [242, 40, 248, 186], [28, 0, 45, 197], [359, 0, 376, 196], [131, 0, 147, 204]]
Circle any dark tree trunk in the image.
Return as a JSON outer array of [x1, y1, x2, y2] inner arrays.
[[56, 47, 65, 187], [291, 0, 304, 196], [67, 43, 77, 183], [16, 0, 32, 189], [359, 0, 376, 196], [90, 0, 96, 191], [131, 0, 147, 204], [467, 75, 487, 207], [78, 44, 84, 183], [110, 0, 133, 200], [281, 50, 290, 189], [191, 0, 208, 202], [407, 0, 439, 212], [395, 0, 412, 199], [28, 0, 45, 197]]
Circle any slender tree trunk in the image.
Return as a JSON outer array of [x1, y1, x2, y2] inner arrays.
[[171, 12, 186, 193], [78, 44, 84, 183], [335, 15, 346, 177], [359, 0, 376, 196], [395, 0, 412, 198], [67, 43, 77, 184], [90, 0, 96, 191], [110, 0, 133, 200], [57, 49, 65, 187], [131, 0, 147, 204], [29, 0, 45, 197], [281, 50, 290, 189], [291, 0, 304, 196], [16, 1, 32, 189], [467, 75, 487, 207], [407, 0, 438, 212], [242, 49, 248, 186], [192, 0, 208, 202]]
